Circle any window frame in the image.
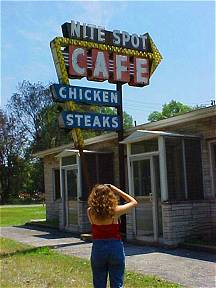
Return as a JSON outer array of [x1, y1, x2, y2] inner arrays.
[[52, 168, 61, 201]]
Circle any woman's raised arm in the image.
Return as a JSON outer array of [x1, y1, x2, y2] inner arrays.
[[108, 184, 137, 217]]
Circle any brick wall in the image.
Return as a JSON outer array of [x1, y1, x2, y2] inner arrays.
[[78, 201, 91, 232], [162, 200, 216, 245], [126, 211, 136, 240], [43, 155, 60, 222]]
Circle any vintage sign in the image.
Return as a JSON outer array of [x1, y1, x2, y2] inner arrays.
[[50, 84, 120, 107], [67, 46, 149, 85], [50, 20, 162, 133], [62, 21, 150, 52], [59, 111, 120, 131], [50, 21, 162, 87]]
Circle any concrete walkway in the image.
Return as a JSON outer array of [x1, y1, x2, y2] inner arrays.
[[0, 225, 215, 288]]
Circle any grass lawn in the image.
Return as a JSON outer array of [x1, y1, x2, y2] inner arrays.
[[0, 238, 182, 288], [0, 205, 46, 227]]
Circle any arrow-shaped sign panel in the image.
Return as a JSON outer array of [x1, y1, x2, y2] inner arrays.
[[50, 35, 162, 87]]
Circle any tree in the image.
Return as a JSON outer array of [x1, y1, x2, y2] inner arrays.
[[123, 111, 133, 129], [0, 110, 27, 203], [148, 100, 193, 122], [7, 81, 53, 151]]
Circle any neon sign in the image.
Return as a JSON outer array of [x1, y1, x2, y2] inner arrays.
[[50, 20, 162, 133], [50, 21, 162, 87]]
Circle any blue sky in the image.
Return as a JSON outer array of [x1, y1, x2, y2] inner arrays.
[[1, 0, 215, 124]]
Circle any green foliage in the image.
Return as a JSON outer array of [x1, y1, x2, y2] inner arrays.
[[123, 111, 133, 129], [0, 109, 29, 203], [7, 81, 52, 148], [0, 205, 46, 226], [148, 100, 193, 122]]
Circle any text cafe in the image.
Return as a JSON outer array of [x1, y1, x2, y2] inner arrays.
[[34, 20, 216, 246]]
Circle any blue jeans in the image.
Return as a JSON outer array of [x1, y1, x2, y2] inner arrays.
[[91, 239, 125, 288]]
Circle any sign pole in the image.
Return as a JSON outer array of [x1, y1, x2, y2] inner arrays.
[[116, 82, 126, 235], [116, 82, 125, 190]]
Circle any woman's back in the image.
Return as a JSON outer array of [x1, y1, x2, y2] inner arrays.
[[87, 184, 137, 288], [88, 208, 121, 240]]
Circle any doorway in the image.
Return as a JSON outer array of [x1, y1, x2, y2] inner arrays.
[[131, 155, 162, 241], [64, 167, 79, 229]]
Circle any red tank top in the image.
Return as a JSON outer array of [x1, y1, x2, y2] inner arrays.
[[92, 223, 121, 240]]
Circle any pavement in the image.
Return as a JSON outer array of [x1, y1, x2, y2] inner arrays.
[[0, 225, 215, 288]]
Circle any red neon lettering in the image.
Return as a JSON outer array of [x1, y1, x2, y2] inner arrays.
[[89, 49, 109, 81], [135, 58, 149, 85], [113, 54, 130, 83], [69, 46, 87, 78], [68, 45, 149, 86]]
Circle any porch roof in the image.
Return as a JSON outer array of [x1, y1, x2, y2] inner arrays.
[[120, 130, 200, 144], [55, 149, 111, 158]]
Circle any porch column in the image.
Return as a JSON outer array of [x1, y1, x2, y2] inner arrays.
[[59, 157, 66, 229], [126, 143, 136, 239], [126, 144, 132, 195], [158, 136, 168, 201]]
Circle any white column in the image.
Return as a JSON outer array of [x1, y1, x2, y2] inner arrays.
[[126, 143, 132, 195], [59, 157, 66, 229], [158, 136, 168, 201], [127, 143, 136, 237]]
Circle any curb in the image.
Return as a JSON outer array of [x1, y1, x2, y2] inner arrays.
[[180, 242, 216, 254]]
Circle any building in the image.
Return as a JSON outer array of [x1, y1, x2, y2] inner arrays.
[[34, 106, 216, 246]]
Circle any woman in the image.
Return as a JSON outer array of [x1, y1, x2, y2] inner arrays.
[[87, 184, 137, 288]]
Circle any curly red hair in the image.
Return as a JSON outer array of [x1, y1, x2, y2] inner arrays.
[[88, 184, 118, 219]]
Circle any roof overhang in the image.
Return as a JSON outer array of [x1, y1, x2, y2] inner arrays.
[[120, 130, 201, 144], [55, 149, 112, 158]]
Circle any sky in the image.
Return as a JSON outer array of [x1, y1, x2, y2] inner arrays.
[[1, 0, 215, 124]]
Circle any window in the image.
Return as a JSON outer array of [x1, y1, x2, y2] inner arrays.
[[165, 137, 203, 201], [66, 169, 78, 200], [133, 159, 151, 197], [131, 139, 158, 154], [62, 155, 76, 166], [53, 169, 61, 200], [166, 137, 185, 200], [184, 139, 203, 200]]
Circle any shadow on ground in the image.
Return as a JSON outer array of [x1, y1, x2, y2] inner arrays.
[[13, 225, 216, 264]]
